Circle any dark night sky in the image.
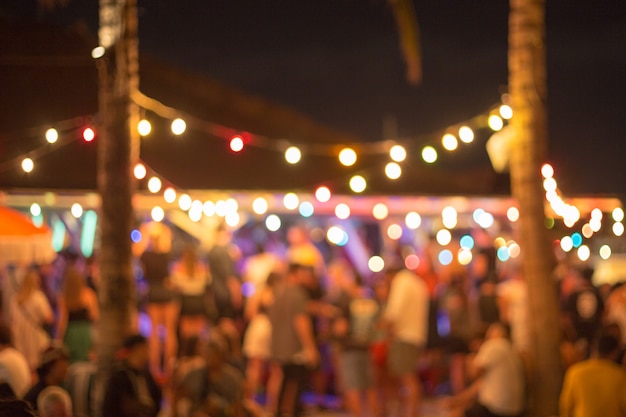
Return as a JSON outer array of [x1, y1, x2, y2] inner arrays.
[[3, 0, 626, 197]]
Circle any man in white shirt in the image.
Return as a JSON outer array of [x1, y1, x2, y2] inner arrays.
[[450, 322, 525, 417], [383, 267, 429, 417], [0, 324, 31, 398]]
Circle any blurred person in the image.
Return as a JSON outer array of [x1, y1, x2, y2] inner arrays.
[[102, 334, 162, 417], [564, 266, 604, 356], [207, 224, 243, 361], [0, 399, 38, 417], [497, 267, 529, 356], [9, 267, 54, 371], [269, 263, 319, 417], [370, 275, 394, 411], [605, 283, 626, 345], [242, 271, 283, 410], [0, 383, 15, 400], [65, 359, 96, 417], [447, 323, 525, 417], [242, 243, 282, 291], [332, 268, 380, 417], [37, 386, 72, 417], [23, 345, 70, 411], [171, 245, 210, 339], [560, 332, 626, 417], [286, 225, 325, 279], [170, 336, 205, 417], [178, 334, 246, 417], [56, 267, 99, 364], [383, 267, 429, 417], [473, 248, 500, 331], [141, 232, 178, 382], [0, 324, 31, 398]]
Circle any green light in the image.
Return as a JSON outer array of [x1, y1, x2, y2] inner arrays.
[[52, 220, 66, 252], [80, 210, 98, 257]]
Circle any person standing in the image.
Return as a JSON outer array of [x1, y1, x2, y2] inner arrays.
[[383, 267, 429, 417], [102, 334, 162, 417], [269, 263, 319, 417], [564, 266, 604, 356], [560, 332, 626, 417], [171, 245, 209, 340], [0, 325, 30, 398]]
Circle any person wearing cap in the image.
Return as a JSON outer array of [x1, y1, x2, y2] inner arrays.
[[23, 345, 70, 411], [0, 324, 30, 398], [102, 334, 162, 417]]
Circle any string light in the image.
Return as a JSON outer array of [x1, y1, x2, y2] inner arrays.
[[230, 135, 244, 153], [203, 201, 216, 216], [458, 126, 474, 144], [338, 148, 357, 167], [389, 145, 407, 162], [442, 134, 458, 151], [71, 203, 83, 218], [405, 211, 422, 229], [315, 186, 331, 203], [163, 187, 176, 203], [387, 224, 403, 240], [285, 146, 301, 164], [265, 214, 281, 231], [178, 193, 192, 211], [82, 127, 95, 142], [385, 162, 402, 179], [372, 203, 389, 220], [45, 128, 58, 144], [335, 203, 351, 219], [138, 119, 152, 136], [252, 197, 269, 215], [613, 207, 625, 222], [171, 118, 186, 135], [30, 203, 42, 217], [151, 206, 165, 222], [541, 163, 554, 179], [147, 177, 162, 193], [349, 175, 367, 193], [422, 146, 438, 163], [283, 193, 299, 210], [488, 115, 504, 131], [21, 158, 34, 173], [499, 104, 513, 119], [133, 163, 147, 180]]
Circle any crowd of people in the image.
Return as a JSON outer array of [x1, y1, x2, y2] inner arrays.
[[1, 222, 626, 417]]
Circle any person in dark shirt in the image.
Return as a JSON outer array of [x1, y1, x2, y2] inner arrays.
[[102, 334, 162, 417], [565, 266, 604, 356], [0, 399, 38, 417], [23, 345, 70, 411]]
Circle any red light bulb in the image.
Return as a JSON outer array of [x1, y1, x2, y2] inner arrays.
[[83, 127, 95, 142]]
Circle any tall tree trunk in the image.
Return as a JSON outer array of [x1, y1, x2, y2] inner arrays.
[[95, 0, 139, 412], [508, 0, 562, 415]]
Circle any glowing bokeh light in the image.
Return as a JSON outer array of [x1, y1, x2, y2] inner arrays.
[[387, 224, 403, 240], [591, 208, 603, 220], [188, 204, 203, 222], [405, 254, 420, 270], [590, 218, 602, 232], [508, 242, 521, 258], [560, 236, 574, 252], [442, 134, 458, 151], [436, 229, 452, 246], [299, 201, 315, 218], [21, 158, 34, 173], [543, 178, 557, 192], [473, 208, 485, 224], [151, 206, 165, 222], [147, 177, 162, 193], [283, 193, 299, 210], [335, 203, 351, 220], [215, 200, 227, 217], [460, 235, 475, 250], [82, 127, 95, 142], [405, 211, 422, 229], [230, 136, 244, 152], [499, 104, 513, 119], [458, 249, 473, 265], [315, 186, 331, 203], [385, 162, 402, 180], [458, 126, 474, 143], [280, 146, 301, 164], [600, 245, 612, 260], [349, 175, 367, 193], [45, 128, 58, 144], [488, 114, 504, 131], [252, 197, 268, 215], [372, 203, 389, 220], [130, 229, 142, 243], [265, 214, 281, 232], [438, 250, 453, 266], [203, 201, 216, 216], [327, 226, 348, 246], [507, 207, 520, 222], [368, 256, 385, 273], [477, 212, 495, 229], [338, 148, 357, 167], [178, 193, 192, 211], [30, 203, 42, 217], [133, 163, 147, 180], [422, 146, 438, 163], [497, 246, 510, 262], [613, 222, 624, 236], [389, 145, 407, 162], [577, 245, 590, 261], [171, 118, 186, 135], [91, 46, 105, 59], [613, 207, 625, 222], [571, 232, 583, 248], [582, 224, 593, 239], [138, 119, 152, 136], [541, 163, 554, 179], [71, 203, 83, 218], [163, 187, 176, 203], [225, 212, 240, 227]]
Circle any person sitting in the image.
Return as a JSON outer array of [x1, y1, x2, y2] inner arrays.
[[37, 386, 73, 417], [23, 345, 70, 411], [102, 334, 162, 417]]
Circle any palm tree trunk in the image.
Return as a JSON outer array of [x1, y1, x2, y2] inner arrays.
[[95, 0, 140, 412], [508, 0, 562, 415]]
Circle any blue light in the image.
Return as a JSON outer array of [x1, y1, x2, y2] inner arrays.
[[131, 229, 142, 243], [80, 210, 98, 258], [337, 230, 349, 247], [52, 220, 66, 252], [459, 234, 475, 250], [299, 201, 315, 218], [497, 246, 510, 262], [438, 249, 453, 266], [571, 232, 583, 248]]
